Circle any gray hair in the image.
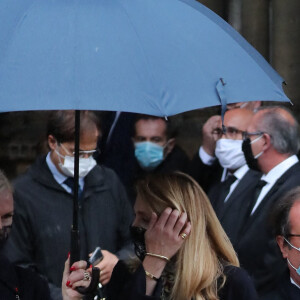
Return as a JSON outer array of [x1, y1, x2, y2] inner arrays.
[[255, 106, 299, 155], [0, 169, 12, 193]]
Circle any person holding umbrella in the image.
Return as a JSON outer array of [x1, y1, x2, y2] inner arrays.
[[64, 172, 258, 300], [3, 110, 133, 299]]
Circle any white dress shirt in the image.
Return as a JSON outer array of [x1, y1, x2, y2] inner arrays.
[[46, 152, 84, 193], [251, 155, 299, 214], [291, 277, 300, 289]]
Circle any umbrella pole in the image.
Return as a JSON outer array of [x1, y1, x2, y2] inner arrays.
[[70, 110, 80, 266]]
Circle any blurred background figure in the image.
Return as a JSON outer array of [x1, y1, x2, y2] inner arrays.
[[0, 169, 51, 299], [3, 111, 133, 300], [263, 187, 300, 300], [96, 111, 136, 189], [227, 101, 262, 112]]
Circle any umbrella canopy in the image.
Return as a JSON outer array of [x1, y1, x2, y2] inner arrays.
[[0, 0, 289, 117]]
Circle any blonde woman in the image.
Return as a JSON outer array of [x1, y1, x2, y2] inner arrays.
[[64, 172, 258, 300]]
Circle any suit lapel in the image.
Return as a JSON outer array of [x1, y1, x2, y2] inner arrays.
[[220, 170, 260, 220], [239, 163, 299, 236]]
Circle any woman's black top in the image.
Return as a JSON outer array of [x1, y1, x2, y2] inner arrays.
[[106, 260, 258, 300], [0, 254, 51, 300]]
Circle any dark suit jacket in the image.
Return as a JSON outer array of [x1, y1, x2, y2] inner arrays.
[[188, 153, 223, 193], [235, 162, 300, 295], [260, 270, 300, 300], [208, 169, 261, 247]]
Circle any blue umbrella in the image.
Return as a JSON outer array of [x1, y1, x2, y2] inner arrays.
[[0, 0, 290, 284], [0, 0, 289, 117]]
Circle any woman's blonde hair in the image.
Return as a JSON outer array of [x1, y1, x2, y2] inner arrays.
[[136, 172, 239, 300]]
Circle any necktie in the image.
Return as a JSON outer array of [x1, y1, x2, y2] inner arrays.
[[247, 179, 267, 215], [63, 177, 83, 202]]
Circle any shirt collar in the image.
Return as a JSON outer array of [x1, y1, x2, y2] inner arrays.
[[233, 164, 249, 180], [46, 152, 67, 185], [261, 155, 299, 184], [290, 277, 300, 289]]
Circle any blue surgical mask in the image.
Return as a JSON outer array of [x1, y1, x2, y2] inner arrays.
[[284, 238, 300, 275], [134, 141, 164, 171]]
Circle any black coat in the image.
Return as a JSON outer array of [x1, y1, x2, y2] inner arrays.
[[106, 261, 258, 300], [260, 271, 300, 300], [0, 254, 51, 300], [188, 153, 223, 193], [208, 169, 261, 247], [4, 156, 133, 299], [235, 162, 300, 295]]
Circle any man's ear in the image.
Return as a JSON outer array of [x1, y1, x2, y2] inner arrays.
[[262, 133, 272, 152], [48, 135, 57, 151], [276, 236, 289, 259], [165, 138, 175, 155]]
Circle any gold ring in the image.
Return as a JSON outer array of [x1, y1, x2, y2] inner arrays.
[[83, 271, 91, 281], [180, 233, 187, 240]]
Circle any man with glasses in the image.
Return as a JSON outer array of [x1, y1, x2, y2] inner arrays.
[[4, 110, 133, 300], [235, 106, 300, 297], [265, 187, 300, 299], [206, 108, 261, 246]]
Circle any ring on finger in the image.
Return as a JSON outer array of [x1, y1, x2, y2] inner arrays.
[[83, 271, 91, 281], [180, 232, 187, 240]]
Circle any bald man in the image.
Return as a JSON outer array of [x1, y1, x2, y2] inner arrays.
[[206, 109, 261, 244], [235, 106, 300, 296]]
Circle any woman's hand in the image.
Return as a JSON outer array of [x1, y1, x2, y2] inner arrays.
[[62, 258, 91, 300], [91, 250, 118, 285], [145, 208, 192, 260], [142, 208, 191, 296]]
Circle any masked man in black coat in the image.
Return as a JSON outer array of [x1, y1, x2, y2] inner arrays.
[[0, 169, 51, 300], [4, 111, 133, 300]]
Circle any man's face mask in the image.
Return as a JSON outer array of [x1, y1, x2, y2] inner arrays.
[[242, 135, 263, 172], [130, 226, 146, 261], [55, 143, 97, 178], [284, 238, 300, 276], [0, 225, 12, 250], [215, 139, 246, 170], [134, 141, 166, 171]]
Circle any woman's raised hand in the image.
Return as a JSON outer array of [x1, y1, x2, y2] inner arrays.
[[145, 208, 192, 260]]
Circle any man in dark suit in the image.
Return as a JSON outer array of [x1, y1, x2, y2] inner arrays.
[[207, 108, 261, 247], [262, 187, 300, 300], [236, 106, 300, 297]]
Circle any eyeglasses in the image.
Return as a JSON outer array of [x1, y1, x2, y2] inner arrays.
[[242, 131, 266, 140], [286, 234, 300, 238], [59, 143, 100, 158], [212, 126, 246, 140]]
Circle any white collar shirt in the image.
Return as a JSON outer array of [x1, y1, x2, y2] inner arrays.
[[251, 155, 299, 214], [290, 277, 300, 289], [46, 152, 84, 193]]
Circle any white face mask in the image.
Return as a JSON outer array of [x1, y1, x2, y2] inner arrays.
[[215, 139, 246, 170], [55, 146, 97, 178]]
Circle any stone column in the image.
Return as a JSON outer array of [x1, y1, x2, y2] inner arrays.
[[271, 0, 300, 105], [241, 0, 270, 60]]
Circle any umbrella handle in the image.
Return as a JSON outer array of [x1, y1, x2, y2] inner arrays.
[[70, 228, 80, 267], [76, 267, 100, 295]]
